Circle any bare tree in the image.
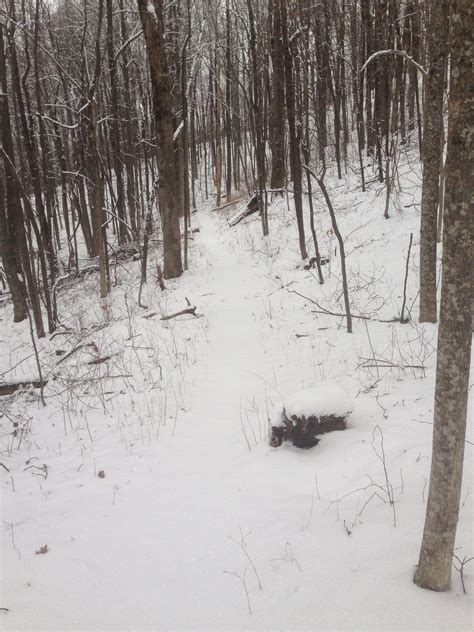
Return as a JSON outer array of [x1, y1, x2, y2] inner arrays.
[[414, 0, 473, 592], [419, 0, 450, 323], [280, 0, 307, 260], [0, 21, 27, 323], [137, 0, 183, 279]]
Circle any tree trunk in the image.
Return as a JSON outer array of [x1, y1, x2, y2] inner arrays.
[[419, 0, 449, 323], [0, 22, 28, 323], [269, 0, 285, 191], [414, 0, 473, 592], [137, 0, 183, 279], [280, 0, 307, 260], [106, 0, 129, 245]]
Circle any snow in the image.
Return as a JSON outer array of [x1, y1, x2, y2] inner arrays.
[[173, 119, 184, 141], [146, 1, 157, 23], [283, 382, 354, 420], [0, 150, 473, 630]]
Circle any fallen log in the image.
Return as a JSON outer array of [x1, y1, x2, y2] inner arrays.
[[228, 193, 260, 227], [209, 197, 245, 213], [0, 380, 48, 397]]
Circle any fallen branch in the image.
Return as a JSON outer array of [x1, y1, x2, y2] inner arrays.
[[210, 197, 245, 212], [289, 289, 367, 320], [24, 463, 48, 479], [49, 329, 73, 340], [87, 356, 112, 365], [289, 289, 399, 323], [358, 358, 425, 370], [144, 298, 198, 321], [56, 342, 96, 365], [161, 301, 197, 321], [0, 380, 49, 397], [61, 374, 132, 384]]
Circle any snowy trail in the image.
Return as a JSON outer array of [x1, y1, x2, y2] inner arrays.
[[2, 208, 286, 631], [2, 207, 472, 631], [182, 209, 274, 439]]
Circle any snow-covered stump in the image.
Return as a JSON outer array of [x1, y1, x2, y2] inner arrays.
[[270, 383, 353, 449]]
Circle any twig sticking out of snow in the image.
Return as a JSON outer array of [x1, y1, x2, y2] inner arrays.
[[371, 426, 396, 527], [452, 552, 474, 594], [400, 233, 413, 324], [223, 569, 252, 615], [229, 529, 262, 591]]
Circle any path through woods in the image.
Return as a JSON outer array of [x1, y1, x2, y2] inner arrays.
[[2, 205, 471, 631]]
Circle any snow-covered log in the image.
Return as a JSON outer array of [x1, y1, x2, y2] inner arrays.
[[270, 382, 353, 449]]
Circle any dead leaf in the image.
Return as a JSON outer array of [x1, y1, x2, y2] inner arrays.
[[35, 544, 48, 555]]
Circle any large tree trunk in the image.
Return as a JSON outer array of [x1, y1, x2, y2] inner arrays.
[[137, 0, 183, 280], [419, 0, 450, 323], [414, 0, 473, 592]]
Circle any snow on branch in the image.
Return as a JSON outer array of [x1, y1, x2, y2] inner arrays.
[[361, 49, 427, 78], [146, 1, 158, 23], [173, 120, 184, 141]]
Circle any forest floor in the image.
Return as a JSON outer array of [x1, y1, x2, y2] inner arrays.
[[1, 155, 473, 631]]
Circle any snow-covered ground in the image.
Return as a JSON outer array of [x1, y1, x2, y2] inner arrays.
[[1, 157, 473, 630]]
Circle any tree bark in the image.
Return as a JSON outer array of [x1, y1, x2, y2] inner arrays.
[[280, 0, 307, 260], [0, 22, 28, 323], [269, 0, 285, 191], [414, 0, 473, 592], [419, 0, 450, 323], [137, 0, 183, 279], [106, 0, 129, 245]]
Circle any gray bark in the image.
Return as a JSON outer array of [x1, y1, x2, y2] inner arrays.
[[414, 0, 473, 592], [0, 23, 27, 323], [269, 0, 285, 191], [137, 0, 183, 279], [419, 0, 449, 323]]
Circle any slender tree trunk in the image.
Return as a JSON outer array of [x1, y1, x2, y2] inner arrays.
[[280, 0, 307, 260], [0, 22, 28, 323], [182, 34, 190, 271], [87, 101, 110, 299], [269, 0, 285, 191], [214, 47, 223, 209], [106, 0, 129, 245], [225, 0, 233, 200]]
